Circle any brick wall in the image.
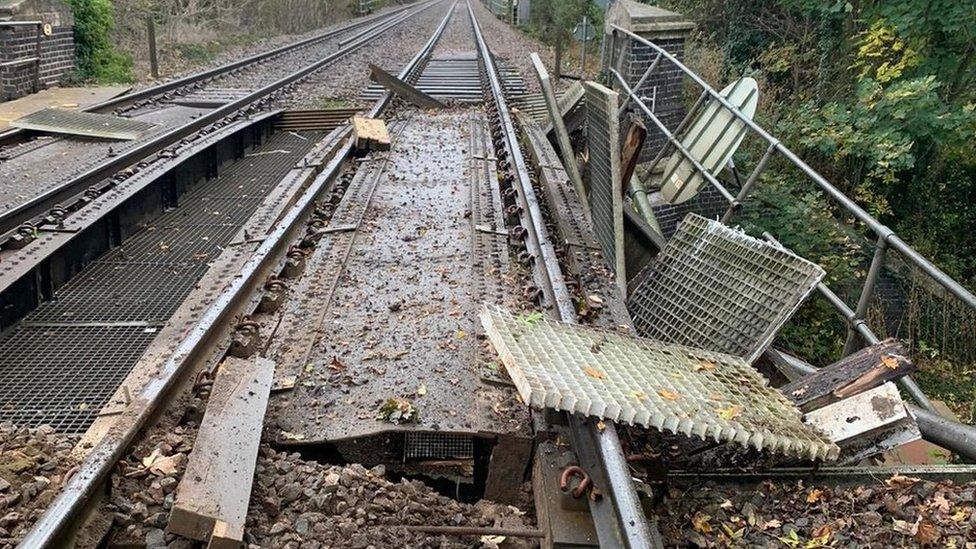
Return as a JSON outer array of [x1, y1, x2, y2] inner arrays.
[[618, 35, 687, 163], [1, 24, 74, 100], [650, 184, 728, 239]]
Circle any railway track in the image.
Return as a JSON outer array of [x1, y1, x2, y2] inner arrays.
[[4, 0, 654, 546], [0, 0, 442, 242]]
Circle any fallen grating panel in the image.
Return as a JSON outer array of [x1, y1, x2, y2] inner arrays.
[[403, 432, 474, 460], [0, 325, 160, 433], [584, 81, 625, 294], [480, 305, 839, 461], [11, 107, 157, 140], [0, 131, 321, 433], [627, 214, 826, 364]]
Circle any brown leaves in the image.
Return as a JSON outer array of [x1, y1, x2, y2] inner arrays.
[[881, 355, 899, 369], [694, 360, 716, 372], [583, 365, 606, 380], [328, 356, 346, 371], [658, 389, 680, 401], [691, 512, 712, 534], [718, 405, 742, 421], [806, 488, 825, 504]]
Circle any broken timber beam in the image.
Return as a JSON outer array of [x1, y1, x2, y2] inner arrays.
[[351, 115, 391, 151], [167, 357, 275, 545], [780, 339, 914, 413], [803, 382, 921, 464], [369, 63, 445, 109], [542, 80, 585, 137]]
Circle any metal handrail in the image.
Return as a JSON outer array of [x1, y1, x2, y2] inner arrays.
[[608, 24, 976, 415]]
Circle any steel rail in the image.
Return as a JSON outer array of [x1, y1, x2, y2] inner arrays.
[[0, 0, 441, 240], [0, 3, 417, 147], [467, 3, 658, 547], [17, 3, 457, 546]]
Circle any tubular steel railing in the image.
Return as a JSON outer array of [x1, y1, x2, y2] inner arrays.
[[605, 24, 976, 419]]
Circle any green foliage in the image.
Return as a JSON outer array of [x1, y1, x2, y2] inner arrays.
[[66, 0, 133, 83]]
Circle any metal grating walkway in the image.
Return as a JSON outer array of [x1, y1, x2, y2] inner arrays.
[[480, 305, 839, 461], [0, 131, 319, 433], [627, 214, 825, 364], [11, 107, 157, 140]]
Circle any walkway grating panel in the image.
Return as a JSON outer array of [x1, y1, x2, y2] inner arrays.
[[627, 214, 825, 364], [584, 81, 624, 293], [0, 131, 321, 433], [11, 108, 157, 140], [0, 325, 159, 433], [480, 305, 839, 461]]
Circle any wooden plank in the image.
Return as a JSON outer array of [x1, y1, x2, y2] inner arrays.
[[781, 339, 914, 412], [351, 115, 391, 151], [368, 63, 446, 109], [483, 434, 533, 504], [542, 80, 585, 136], [619, 119, 646, 199], [167, 357, 275, 544], [803, 382, 921, 464]]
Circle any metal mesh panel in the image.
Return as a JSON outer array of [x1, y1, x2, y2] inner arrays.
[[480, 305, 838, 461], [0, 325, 160, 433], [584, 81, 624, 293], [627, 214, 825, 364], [0, 131, 320, 433], [11, 108, 157, 140], [403, 432, 474, 460]]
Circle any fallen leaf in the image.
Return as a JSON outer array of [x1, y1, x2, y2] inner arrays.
[[886, 474, 920, 488], [806, 488, 824, 503], [761, 519, 782, 531], [913, 520, 939, 544], [583, 366, 606, 380], [328, 356, 346, 371], [719, 499, 733, 509], [630, 391, 646, 401], [718, 405, 742, 421], [694, 360, 716, 372], [456, 330, 468, 339], [691, 512, 712, 534], [596, 420, 606, 431], [893, 517, 919, 536], [881, 355, 899, 369], [416, 383, 427, 396], [280, 431, 306, 441], [658, 389, 679, 401], [791, 387, 807, 397]]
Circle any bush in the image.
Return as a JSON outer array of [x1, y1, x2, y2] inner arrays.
[[66, 0, 134, 83]]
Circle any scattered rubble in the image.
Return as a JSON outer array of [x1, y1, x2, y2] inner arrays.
[[657, 474, 976, 547], [245, 447, 535, 548], [0, 423, 77, 548]]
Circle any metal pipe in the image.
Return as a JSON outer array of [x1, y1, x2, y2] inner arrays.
[[721, 141, 776, 223], [610, 23, 976, 318], [469, 5, 658, 547], [617, 51, 663, 117], [762, 232, 935, 411], [842, 236, 888, 356], [610, 69, 736, 205], [767, 348, 976, 462]]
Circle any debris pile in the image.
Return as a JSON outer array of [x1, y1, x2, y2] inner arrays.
[[103, 425, 195, 548], [0, 423, 77, 548], [245, 447, 535, 548], [657, 474, 976, 547]]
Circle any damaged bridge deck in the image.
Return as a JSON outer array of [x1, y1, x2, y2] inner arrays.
[[267, 109, 531, 445]]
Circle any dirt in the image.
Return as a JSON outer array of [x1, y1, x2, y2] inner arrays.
[[0, 423, 77, 548], [657, 474, 976, 547]]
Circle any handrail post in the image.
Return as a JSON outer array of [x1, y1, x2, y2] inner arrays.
[[842, 235, 888, 356], [721, 141, 776, 223]]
